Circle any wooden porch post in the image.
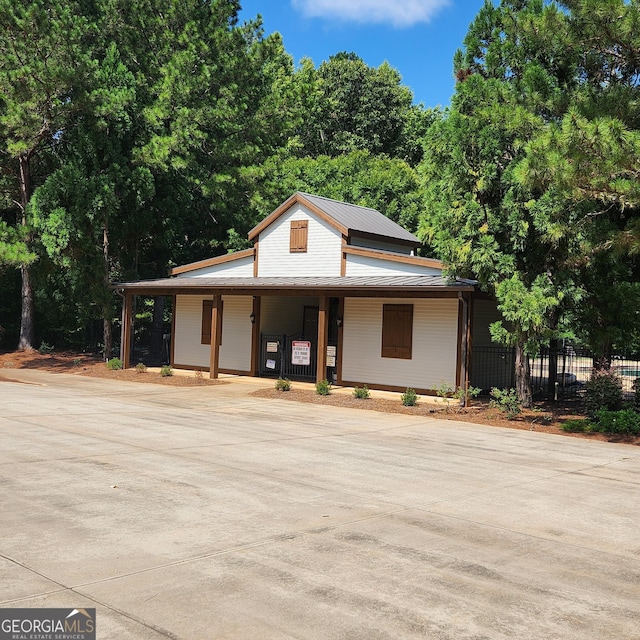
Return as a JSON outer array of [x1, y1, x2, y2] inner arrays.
[[120, 292, 133, 369], [457, 292, 472, 406], [466, 293, 474, 399], [316, 296, 329, 384], [209, 294, 223, 379], [250, 296, 261, 376]]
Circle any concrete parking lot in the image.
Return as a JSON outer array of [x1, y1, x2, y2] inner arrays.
[[1, 369, 639, 639]]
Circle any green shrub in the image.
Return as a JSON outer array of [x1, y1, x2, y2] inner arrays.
[[401, 388, 418, 406], [353, 385, 370, 399], [436, 380, 454, 399], [135, 362, 147, 373], [436, 381, 481, 406], [592, 409, 640, 435], [275, 377, 291, 391], [633, 378, 640, 412], [315, 379, 331, 395], [490, 388, 521, 420], [38, 341, 54, 354], [72, 358, 82, 367], [160, 365, 173, 377], [561, 418, 592, 433], [584, 368, 623, 417], [453, 385, 481, 403], [106, 357, 123, 370]]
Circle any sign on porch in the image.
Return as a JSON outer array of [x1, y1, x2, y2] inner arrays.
[[291, 341, 311, 366]]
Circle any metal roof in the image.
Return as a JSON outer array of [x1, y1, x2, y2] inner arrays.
[[248, 192, 421, 245], [113, 275, 475, 296], [297, 192, 420, 244]]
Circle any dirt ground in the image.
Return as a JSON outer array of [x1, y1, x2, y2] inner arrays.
[[0, 349, 224, 387], [2, 349, 638, 446]]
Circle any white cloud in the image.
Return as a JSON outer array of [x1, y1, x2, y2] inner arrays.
[[291, 0, 450, 28]]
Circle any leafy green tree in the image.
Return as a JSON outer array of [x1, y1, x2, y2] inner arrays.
[[518, 0, 640, 214], [290, 52, 432, 164], [421, 0, 640, 402], [420, 85, 567, 406], [420, 1, 579, 406], [570, 251, 640, 363], [0, 222, 34, 269], [131, 2, 298, 257], [515, 0, 640, 362], [22, 0, 297, 354], [0, 0, 93, 349]]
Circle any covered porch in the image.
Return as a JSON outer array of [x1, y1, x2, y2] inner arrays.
[[113, 275, 475, 398]]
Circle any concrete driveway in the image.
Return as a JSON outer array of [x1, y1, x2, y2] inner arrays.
[[1, 370, 639, 639]]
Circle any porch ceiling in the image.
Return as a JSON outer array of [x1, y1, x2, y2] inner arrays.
[[111, 275, 476, 297]]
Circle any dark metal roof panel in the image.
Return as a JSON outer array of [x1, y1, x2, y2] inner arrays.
[[113, 275, 475, 292], [298, 192, 420, 244]]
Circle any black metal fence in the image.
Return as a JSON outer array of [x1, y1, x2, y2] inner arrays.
[[259, 333, 317, 381], [472, 346, 640, 399]]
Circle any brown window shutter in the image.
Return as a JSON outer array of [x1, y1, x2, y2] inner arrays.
[[201, 300, 212, 345], [290, 219, 308, 253], [381, 304, 413, 360], [201, 300, 224, 346]]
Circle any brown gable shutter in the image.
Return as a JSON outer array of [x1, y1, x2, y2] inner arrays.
[[290, 219, 308, 253], [381, 304, 413, 359]]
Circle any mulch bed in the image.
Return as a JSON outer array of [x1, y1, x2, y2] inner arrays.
[[0, 350, 225, 387]]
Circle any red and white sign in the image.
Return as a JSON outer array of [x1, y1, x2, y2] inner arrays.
[[291, 341, 311, 366]]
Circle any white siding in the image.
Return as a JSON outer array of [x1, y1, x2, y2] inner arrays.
[[341, 298, 458, 390], [260, 296, 317, 335], [173, 295, 252, 370], [345, 253, 442, 276], [176, 255, 254, 278], [257, 203, 342, 276], [219, 296, 253, 371], [173, 295, 210, 368]]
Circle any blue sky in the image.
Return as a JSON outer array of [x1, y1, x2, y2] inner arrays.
[[238, 0, 488, 108]]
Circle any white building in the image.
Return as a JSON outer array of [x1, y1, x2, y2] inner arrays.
[[115, 192, 501, 399]]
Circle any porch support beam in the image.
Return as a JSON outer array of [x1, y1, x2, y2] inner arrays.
[[457, 292, 472, 407], [120, 292, 134, 369], [316, 296, 329, 384], [209, 294, 223, 379], [250, 296, 261, 376]]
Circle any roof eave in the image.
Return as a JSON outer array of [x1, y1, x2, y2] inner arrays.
[[111, 281, 475, 297]]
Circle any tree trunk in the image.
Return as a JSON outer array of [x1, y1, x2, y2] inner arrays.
[[103, 317, 112, 360], [593, 336, 612, 370], [18, 263, 35, 351], [17, 153, 34, 351], [102, 217, 112, 359], [515, 339, 533, 408], [149, 296, 166, 365]]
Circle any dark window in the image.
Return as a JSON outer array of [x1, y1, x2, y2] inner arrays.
[[290, 220, 308, 253], [381, 304, 413, 359]]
